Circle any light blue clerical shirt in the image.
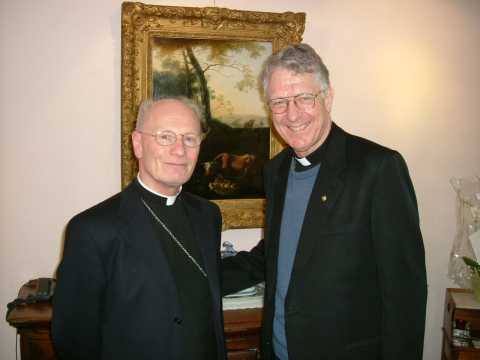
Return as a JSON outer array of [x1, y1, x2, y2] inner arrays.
[[273, 160, 320, 360]]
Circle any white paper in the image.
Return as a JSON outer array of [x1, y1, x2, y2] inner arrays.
[[470, 230, 480, 260]]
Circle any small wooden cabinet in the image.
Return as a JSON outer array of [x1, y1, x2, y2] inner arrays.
[[224, 308, 262, 359], [442, 288, 480, 360], [6, 279, 262, 360]]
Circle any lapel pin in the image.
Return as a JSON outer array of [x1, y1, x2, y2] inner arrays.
[[321, 195, 327, 202]]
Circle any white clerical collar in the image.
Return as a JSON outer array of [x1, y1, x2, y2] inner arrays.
[[295, 157, 311, 166], [136, 174, 180, 206]]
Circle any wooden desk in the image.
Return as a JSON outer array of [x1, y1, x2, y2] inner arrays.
[[6, 279, 262, 360], [442, 288, 480, 360]]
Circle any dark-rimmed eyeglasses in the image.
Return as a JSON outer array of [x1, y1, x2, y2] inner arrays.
[[268, 92, 322, 114], [136, 130, 204, 148]]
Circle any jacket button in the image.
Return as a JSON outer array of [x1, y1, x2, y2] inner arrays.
[[173, 317, 183, 325]]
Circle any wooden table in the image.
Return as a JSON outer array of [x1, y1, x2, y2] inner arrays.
[[6, 279, 262, 360]]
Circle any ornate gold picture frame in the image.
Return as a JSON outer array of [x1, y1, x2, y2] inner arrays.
[[121, 2, 305, 229]]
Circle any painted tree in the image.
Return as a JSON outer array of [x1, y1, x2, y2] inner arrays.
[[151, 38, 267, 127]]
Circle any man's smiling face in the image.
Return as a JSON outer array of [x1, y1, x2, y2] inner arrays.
[[131, 99, 201, 195], [267, 68, 334, 158]]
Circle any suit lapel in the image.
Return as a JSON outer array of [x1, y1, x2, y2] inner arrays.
[[288, 124, 347, 292], [116, 183, 179, 296], [264, 151, 292, 302]]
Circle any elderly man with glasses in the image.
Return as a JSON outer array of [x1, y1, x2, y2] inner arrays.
[[223, 44, 427, 360], [52, 97, 226, 360]]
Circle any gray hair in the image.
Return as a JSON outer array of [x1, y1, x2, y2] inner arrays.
[[261, 43, 330, 97], [135, 96, 207, 133]]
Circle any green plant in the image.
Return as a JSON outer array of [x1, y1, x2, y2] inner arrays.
[[463, 256, 480, 276]]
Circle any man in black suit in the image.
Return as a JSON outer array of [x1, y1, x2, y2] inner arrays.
[[52, 98, 226, 360], [223, 44, 427, 359]]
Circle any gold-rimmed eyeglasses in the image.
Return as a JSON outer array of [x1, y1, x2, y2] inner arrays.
[[268, 92, 323, 114], [136, 130, 204, 148]]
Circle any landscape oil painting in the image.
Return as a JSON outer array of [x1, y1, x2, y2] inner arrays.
[[121, 3, 305, 228], [150, 38, 272, 200]]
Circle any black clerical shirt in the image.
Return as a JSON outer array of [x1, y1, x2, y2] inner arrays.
[[133, 180, 217, 360]]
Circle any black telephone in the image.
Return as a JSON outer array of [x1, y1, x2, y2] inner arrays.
[[6, 278, 56, 318], [35, 277, 56, 299]]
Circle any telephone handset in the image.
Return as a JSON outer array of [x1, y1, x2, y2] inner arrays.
[[6, 278, 56, 318], [35, 277, 55, 299]]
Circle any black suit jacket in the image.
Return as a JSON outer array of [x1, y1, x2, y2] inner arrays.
[[52, 182, 226, 360], [223, 123, 427, 360]]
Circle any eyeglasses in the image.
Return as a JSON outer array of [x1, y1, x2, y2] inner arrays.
[[136, 130, 204, 148], [268, 92, 322, 114]]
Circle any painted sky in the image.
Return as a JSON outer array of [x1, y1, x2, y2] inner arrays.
[[151, 40, 272, 126]]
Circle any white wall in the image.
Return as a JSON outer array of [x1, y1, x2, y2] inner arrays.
[[1, 1, 479, 359]]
